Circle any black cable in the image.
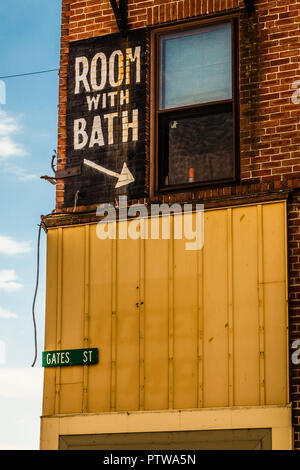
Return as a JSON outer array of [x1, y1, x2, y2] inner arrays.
[[0, 68, 59, 80], [30, 208, 102, 366], [51, 151, 57, 174], [31, 223, 43, 367]]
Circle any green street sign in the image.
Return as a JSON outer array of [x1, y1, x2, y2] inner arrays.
[[42, 348, 98, 367]]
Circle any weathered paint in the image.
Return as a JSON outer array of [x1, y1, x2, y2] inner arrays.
[[65, 29, 147, 207], [42, 200, 288, 418]]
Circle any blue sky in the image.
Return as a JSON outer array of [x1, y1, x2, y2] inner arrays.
[[0, 0, 61, 449]]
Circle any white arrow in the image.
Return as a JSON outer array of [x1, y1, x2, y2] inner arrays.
[[83, 159, 135, 188]]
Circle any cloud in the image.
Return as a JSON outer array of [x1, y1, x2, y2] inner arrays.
[[5, 166, 37, 181], [0, 110, 19, 135], [0, 136, 27, 159], [0, 368, 43, 399], [0, 109, 37, 181], [0, 234, 31, 255], [0, 368, 43, 450], [0, 306, 17, 319], [0, 110, 27, 160], [0, 270, 23, 292]]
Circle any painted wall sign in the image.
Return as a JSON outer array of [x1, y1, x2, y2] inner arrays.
[[42, 348, 99, 367], [65, 29, 147, 208]]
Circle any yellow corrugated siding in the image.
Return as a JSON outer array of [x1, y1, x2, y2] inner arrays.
[[42, 201, 289, 416]]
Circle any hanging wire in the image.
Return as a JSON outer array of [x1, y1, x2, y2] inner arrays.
[[31, 223, 43, 367], [51, 150, 57, 174], [0, 68, 59, 80], [31, 205, 103, 367]]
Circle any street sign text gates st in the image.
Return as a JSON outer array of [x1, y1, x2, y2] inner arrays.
[[42, 348, 98, 367]]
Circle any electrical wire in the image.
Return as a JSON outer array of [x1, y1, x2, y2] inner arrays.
[[0, 68, 59, 80], [31, 206, 106, 367], [31, 223, 43, 367], [30, 210, 97, 366]]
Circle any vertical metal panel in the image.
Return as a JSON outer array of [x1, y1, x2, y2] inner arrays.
[[168, 217, 174, 409], [227, 208, 234, 406], [197, 240, 204, 408], [43, 201, 289, 416], [111, 236, 117, 411], [203, 209, 229, 407], [59, 226, 85, 414], [115, 237, 140, 411], [144, 218, 169, 411], [262, 202, 288, 405], [257, 205, 265, 406], [82, 225, 90, 413], [55, 227, 63, 415], [88, 225, 113, 412], [139, 226, 145, 410], [59, 383, 82, 415], [232, 206, 260, 406], [43, 229, 58, 416], [60, 226, 85, 350], [173, 215, 198, 409]]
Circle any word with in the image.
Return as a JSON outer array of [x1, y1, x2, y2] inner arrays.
[[86, 89, 129, 111]]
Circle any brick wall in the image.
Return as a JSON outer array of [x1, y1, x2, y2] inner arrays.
[[288, 191, 300, 450], [56, 0, 300, 211], [55, 0, 300, 449]]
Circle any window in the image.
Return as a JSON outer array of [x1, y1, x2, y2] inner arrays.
[[152, 19, 238, 192]]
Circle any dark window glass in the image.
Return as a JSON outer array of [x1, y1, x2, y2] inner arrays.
[[160, 108, 234, 187]]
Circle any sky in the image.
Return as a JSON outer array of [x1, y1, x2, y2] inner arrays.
[[0, 0, 61, 449]]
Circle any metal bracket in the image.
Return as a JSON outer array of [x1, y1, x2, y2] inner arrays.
[[55, 165, 82, 179], [109, 0, 128, 37], [244, 0, 255, 15], [41, 165, 82, 184]]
